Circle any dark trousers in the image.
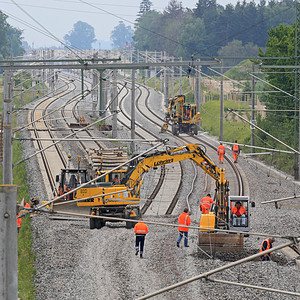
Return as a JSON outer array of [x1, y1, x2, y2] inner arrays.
[[135, 235, 146, 253], [177, 231, 188, 247]]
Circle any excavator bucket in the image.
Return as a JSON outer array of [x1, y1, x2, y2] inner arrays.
[[198, 232, 244, 255], [198, 213, 244, 254]]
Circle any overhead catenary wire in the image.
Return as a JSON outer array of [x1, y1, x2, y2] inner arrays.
[[14, 111, 114, 166], [9, 0, 86, 59]]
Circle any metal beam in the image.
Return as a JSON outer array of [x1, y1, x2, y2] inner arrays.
[[0, 60, 218, 70], [207, 278, 300, 297], [137, 240, 298, 300], [261, 195, 300, 204], [0, 58, 121, 63], [228, 110, 300, 154]]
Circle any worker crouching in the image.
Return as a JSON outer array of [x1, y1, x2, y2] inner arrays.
[[134, 219, 149, 258], [260, 237, 275, 261]]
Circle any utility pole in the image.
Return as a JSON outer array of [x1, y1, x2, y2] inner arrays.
[[163, 52, 169, 106], [219, 61, 224, 141], [251, 63, 256, 151], [295, 1, 300, 180], [112, 69, 118, 138], [1, 69, 18, 300], [131, 69, 136, 153], [98, 70, 105, 116], [195, 65, 200, 111], [81, 69, 84, 99], [179, 57, 183, 95], [3, 70, 13, 184]]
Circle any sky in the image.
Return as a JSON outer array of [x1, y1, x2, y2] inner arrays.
[[1, 0, 241, 48]]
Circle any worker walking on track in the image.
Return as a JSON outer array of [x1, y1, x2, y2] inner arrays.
[[200, 194, 215, 214], [260, 237, 275, 261], [217, 142, 226, 164], [231, 140, 240, 163], [177, 208, 191, 248], [134, 219, 149, 258]]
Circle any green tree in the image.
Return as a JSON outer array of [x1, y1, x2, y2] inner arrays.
[[64, 21, 96, 50], [258, 23, 296, 173], [133, 11, 162, 50], [0, 11, 24, 58], [138, 0, 153, 16], [217, 40, 259, 66], [111, 21, 133, 49]]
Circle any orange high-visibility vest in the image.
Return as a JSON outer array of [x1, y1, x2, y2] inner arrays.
[[218, 145, 225, 155], [232, 144, 240, 152], [24, 202, 31, 208], [200, 196, 214, 213], [260, 239, 271, 253], [231, 206, 246, 217], [178, 212, 191, 232], [16, 214, 22, 228], [134, 222, 149, 235]]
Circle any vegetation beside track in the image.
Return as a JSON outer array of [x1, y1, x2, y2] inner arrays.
[[0, 74, 39, 299]]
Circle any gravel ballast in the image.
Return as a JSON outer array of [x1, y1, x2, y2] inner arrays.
[[23, 82, 300, 299]]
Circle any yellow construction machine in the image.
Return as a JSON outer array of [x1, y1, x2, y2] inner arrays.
[[70, 143, 250, 253], [161, 95, 201, 135]]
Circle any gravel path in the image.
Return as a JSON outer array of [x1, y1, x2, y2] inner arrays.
[[22, 83, 300, 300]]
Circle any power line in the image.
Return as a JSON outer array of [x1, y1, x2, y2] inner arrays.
[[0, 1, 137, 17], [10, 0, 84, 60]]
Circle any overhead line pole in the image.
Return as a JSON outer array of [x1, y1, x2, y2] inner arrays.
[[1, 69, 18, 300]]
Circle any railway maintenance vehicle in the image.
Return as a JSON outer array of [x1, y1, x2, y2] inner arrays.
[[161, 95, 201, 136], [56, 142, 251, 252]]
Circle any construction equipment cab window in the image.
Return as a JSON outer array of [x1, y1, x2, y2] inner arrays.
[[228, 196, 250, 231]]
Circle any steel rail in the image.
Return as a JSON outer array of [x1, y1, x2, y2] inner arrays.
[[26, 209, 296, 240], [139, 82, 245, 196], [261, 195, 300, 204], [14, 113, 114, 166], [207, 278, 300, 297], [119, 82, 183, 214], [29, 78, 76, 194], [37, 140, 166, 209], [128, 82, 185, 214], [137, 240, 299, 300]]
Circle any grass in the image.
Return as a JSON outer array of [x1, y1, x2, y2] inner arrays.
[[0, 73, 36, 299], [201, 99, 251, 144]]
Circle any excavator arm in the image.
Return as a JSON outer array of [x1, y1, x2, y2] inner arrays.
[[126, 143, 229, 228]]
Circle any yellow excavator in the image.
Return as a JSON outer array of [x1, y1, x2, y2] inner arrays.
[[161, 95, 201, 136], [68, 143, 250, 252]]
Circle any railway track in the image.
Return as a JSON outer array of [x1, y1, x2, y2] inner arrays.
[[134, 82, 247, 197]]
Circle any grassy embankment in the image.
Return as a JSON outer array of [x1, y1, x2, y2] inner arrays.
[[0, 72, 46, 299]]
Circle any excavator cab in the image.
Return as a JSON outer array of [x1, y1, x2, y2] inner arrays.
[[228, 196, 250, 232], [56, 168, 88, 199]]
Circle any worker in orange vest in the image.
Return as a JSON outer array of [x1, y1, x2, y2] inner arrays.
[[200, 193, 215, 214], [177, 208, 191, 248], [231, 140, 240, 163], [16, 213, 22, 234], [24, 202, 31, 209], [231, 201, 247, 226], [217, 142, 226, 164], [134, 219, 149, 258], [260, 237, 275, 261]]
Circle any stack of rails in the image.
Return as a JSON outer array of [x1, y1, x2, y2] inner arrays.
[[88, 148, 128, 170]]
